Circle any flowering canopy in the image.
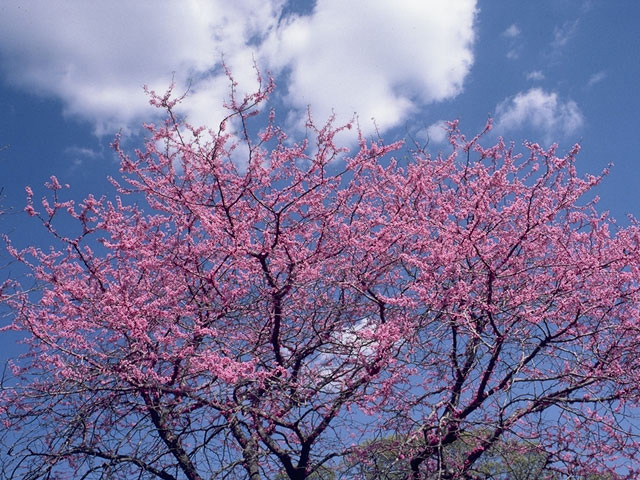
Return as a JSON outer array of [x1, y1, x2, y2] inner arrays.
[[2, 76, 640, 479]]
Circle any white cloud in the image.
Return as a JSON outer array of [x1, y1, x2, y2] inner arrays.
[[586, 71, 606, 88], [63, 145, 102, 170], [506, 49, 519, 60], [494, 88, 583, 142], [502, 24, 520, 38], [0, 0, 478, 139], [526, 70, 545, 81], [263, 0, 477, 134], [420, 120, 448, 145], [501, 24, 521, 60], [0, 0, 284, 135], [64, 146, 100, 159], [551, 19, 579, 49]]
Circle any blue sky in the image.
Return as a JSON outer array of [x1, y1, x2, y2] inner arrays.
[[0, 1, 639, 310]]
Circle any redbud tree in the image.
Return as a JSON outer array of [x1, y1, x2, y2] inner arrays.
[[2, 75, 640, 480]]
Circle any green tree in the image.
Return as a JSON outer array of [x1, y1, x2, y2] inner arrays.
[[344, 431, 616, 480]]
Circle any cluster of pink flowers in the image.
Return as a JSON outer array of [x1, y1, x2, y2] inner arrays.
[[2, 75, 640, 479]]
